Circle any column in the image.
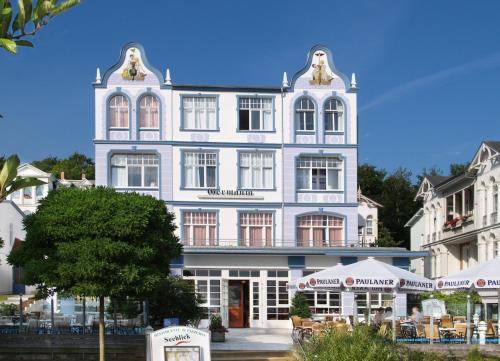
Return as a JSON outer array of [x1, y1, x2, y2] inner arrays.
[[487, 239, 495, 261], [477, 238, 487, 263]]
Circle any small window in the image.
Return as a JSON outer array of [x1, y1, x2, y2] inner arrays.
[[108, 95, 129, 128], [139, 95, 159, 129], [324, 98, 343, 132], [183, 97, 217, 130], [366, 216, 373, 235], [295, 98, 315, 131], [110, 154, 159, 188], [238, 98, 273, 131], [183, 152, 217, 188]]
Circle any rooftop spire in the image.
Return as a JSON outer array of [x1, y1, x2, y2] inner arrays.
[[350, 72, 357, 89], [95, 67, 101, 84], [164, 68, 172, 85], [282, 72, 289, 88]]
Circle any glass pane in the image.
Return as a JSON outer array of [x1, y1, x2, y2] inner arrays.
[[206, 166, 216, 187], [144, 166, 158, 187], [128, 166, 141, 187], [239, 110, 249, 130], [328, 169, 339, 190], [251, 111, 260, 130], [325, 113, 333, 131], [306, 112, 314, 130]]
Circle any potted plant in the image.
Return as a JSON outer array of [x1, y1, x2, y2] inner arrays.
[[209, 314, 228, 342]]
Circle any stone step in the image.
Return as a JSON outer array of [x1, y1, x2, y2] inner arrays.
[[211, 350, 293, 361]]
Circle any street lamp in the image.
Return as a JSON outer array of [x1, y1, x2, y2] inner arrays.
[[19, 292, 23, 333]]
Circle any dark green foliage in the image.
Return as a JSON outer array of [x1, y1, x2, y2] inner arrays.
[[0, 303, 17, 316], [32, 152, 95, 180], [358, 164, 386, 201], [8, 187, 181, 300], [450, 163, 469, 177], [107, 297, 141, 319], [148, 276, 205, 327], [375, 222, 401, 247], [289, 292, 311, 319]]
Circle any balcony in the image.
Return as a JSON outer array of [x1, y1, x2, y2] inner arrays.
[[180, 239, 377, 248], [443, 213, 474, 232]]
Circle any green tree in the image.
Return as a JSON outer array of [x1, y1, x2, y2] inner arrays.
[[0, 154, 44, 203], [416, 166, 443, 185], [8, 187, 181, 361], [0, 0, 79, 54], [0, 155, 5, 169], [358, 163, 386, 202], [33, 152, 95, 179], [289, 292, 311, 319], [148, 276, 204, 328], [375, 221, 401, 247], [450, 162, 469, 177]]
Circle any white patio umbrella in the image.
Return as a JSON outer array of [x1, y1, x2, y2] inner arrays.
[[436, 256, 500, 344], [291, 264, 344, 292]]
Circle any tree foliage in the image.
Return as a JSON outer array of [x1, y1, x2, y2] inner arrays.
[[0, 154, 44, 203], [148, 276, 205, 328], [33, 152, 95, 179], [289, 292, 311, 319], [450, 162, 469, 177], [8, 187, 181, 299], [0, 0, 79, 54]]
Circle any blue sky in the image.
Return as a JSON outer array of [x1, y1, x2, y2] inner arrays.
[[1, 0, 499, 178]]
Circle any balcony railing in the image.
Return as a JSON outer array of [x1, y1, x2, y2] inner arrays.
[[180, 239, 378, 248]]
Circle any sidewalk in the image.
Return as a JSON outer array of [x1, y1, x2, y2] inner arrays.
[[210, 328, 293, 351]]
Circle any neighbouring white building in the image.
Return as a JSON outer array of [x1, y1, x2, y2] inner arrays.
[[405, 208, 424, 277], [93, 43, 427, 328], [410, 140, 500, 318]]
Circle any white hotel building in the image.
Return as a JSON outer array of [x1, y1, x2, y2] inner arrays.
[[409, 141, 500, 319], [93, 43, 426, 328]]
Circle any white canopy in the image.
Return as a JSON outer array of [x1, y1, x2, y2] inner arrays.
[[436, 257, 500, 290], [338, 258, 435, 293], [291, 264, 344, 291]]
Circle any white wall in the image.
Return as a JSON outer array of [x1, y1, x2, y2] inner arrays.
[[0, 202, 25, 294]]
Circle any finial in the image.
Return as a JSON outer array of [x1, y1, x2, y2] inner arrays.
[[351, 73, 357, 89], [95, 67, 101, 84], [165, 68, 172, 85], [282, 72, 289, 88]]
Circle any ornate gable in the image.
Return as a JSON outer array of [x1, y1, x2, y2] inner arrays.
[[469, 141, 500, 172]]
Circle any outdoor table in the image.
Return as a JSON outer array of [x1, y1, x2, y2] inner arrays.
[[439, 327, 457, 340]]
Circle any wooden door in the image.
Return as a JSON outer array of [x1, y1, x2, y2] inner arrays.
[[228, 281, 244, 328]]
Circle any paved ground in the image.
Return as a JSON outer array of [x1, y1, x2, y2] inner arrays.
[[210, 328, 293, 351]]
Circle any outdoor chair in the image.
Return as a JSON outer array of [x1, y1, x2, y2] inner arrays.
[[453, 316, 466, 324], [486, 320, 497, 338], [424, 324, 440, 342], [324, 315, 333, 322], [414, 324, 426, 343], [312, 322, 326, 337], [440, 315, 453, 329]]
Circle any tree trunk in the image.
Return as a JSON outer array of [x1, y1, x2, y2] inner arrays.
[[99, 295, 105, 361]]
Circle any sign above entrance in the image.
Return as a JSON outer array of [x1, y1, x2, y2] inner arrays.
[[198, 189, 264, 200], [147, 326, 211, 361]]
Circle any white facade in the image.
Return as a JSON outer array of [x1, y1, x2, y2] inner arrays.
[[94, 43, 425, 328], [357, 189, 381, 246], [405, 209, 424, 276], [411, 141, 500, 309]]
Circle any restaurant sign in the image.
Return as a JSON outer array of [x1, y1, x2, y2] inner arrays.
[[198, 189, 263, 200], [147, 326, 210, 361]]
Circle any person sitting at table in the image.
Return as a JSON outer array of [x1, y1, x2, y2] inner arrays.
[[373, 307, 385, 327], [410, 306, 423, 324], [383, 307, 393, 321]]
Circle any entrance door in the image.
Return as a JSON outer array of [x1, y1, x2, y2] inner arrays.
[[228, 280, 249, 328]]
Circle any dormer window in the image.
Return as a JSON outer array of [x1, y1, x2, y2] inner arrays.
[[295, 97, 315, 131], [108, 95, 129, 129], [324, 98, 343, 132]]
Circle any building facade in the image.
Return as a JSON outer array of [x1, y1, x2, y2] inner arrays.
[[94, 43, 426, 328], [411, 141, 500, 316]]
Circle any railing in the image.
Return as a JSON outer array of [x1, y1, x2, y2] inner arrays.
[[180, 239, 378, 248]]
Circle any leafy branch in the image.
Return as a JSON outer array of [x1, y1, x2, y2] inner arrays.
[[0, 0, 79, 54]]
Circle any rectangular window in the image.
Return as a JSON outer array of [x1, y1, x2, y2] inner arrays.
[[183, 152, 217, 188], [266, 271, 289, 320], [239, 212, 273, 247], [297, 215, 344, 247], [182, 96, 217, 130], [239, 152, 274, 189], [190, 278, 220, 319], [182, 211, 217, 246], [238, 98, 273, 131], [297, 156, 342, 191], [110, 154, 159, 188]]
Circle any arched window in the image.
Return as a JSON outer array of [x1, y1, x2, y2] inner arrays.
[[492, 183, 498, 223], [295, 97, 315, 131], [139, 95, 159, 129], [366, 215, 373, 235], [297, 214, 343, 247], [324, 98, 343, 132], [108, 95, 129, 128]]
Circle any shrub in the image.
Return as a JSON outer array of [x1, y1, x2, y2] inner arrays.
[[289, 293, 311, 319], [209, 314, 228, 333], [0, 303, 17, 316]]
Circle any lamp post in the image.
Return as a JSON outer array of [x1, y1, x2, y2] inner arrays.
[[466, 294, 471, 345], [82, 296, 86, 334], [429, 294, 434, 345], [19, 293, 23, 333]]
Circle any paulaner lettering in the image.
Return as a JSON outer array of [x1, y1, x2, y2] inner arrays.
[[444, 280, 470, 287], [403, 280, 433, 288], [355, 279, 394, 286], [316, 279, 340, 285]]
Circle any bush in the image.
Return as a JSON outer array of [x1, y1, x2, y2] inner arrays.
[[289, 293, 311, 319], [0, 303, 18, 316]]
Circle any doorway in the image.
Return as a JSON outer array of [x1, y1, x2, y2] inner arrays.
[[228, 280, 250, 328]]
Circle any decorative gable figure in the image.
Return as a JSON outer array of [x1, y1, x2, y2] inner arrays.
[[121, 48, 146, 81], [310, 51, 333, 85]]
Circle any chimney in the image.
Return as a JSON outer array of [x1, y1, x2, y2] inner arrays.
[[60, 171, 65, 180]]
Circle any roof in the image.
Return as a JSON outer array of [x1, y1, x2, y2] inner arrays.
[[57, 178, 95, 188], [484, 140, 500, 153], [404, 208, 424, 228], [357, 189, 383, 208], [426, 175, 451, 187]]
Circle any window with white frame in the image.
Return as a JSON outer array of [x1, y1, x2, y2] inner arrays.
[[239, 152, 273, 189], [295, 97, 315, 131], [296, 156, 342, 191], [297, 214, 344, 247], [35, 185, 45, 198], [182, 96, 217, 130], [182, 211, 217, 246], [139, 95, 159, 129], [183, 152, 217, 188], [108, 95, 129, 128], [238, 98, 273, 131], [182, 270, 221, 319], [266, 270, 289, 320], [303, 291, 340, 315], [324, 98, 343, 132], [366, 215, 373, 235], [110, 154, 159, 188], [239, 212, 273, 247]]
